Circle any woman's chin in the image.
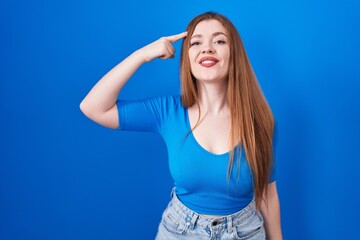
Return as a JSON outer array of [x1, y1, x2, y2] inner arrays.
[[196, 76, 227, 84]]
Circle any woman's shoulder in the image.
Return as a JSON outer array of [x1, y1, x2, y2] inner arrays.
[[137, 94, 182, 113], [152, 94, 182, 107]]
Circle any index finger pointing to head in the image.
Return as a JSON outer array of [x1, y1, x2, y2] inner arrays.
[[165, 31, 188, 43]]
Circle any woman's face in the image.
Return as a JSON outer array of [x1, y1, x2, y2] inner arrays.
[[188, 19, 230, 83]]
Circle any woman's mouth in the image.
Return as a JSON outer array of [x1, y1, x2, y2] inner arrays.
[[199, 56, 219, 68]]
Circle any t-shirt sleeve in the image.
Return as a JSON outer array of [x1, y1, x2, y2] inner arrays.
[[116, 95, 179, 133], [269, 121, 278, 183]]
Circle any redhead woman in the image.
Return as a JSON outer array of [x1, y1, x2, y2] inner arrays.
[[80, 12, 283, 240]]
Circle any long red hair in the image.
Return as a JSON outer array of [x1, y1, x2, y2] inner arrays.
[[180, 12, 275, 208]]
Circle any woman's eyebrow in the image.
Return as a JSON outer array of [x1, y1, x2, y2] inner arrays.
[[191, 32, 227, 39]]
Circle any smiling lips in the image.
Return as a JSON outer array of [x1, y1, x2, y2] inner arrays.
[[199, 56, 219, 68]]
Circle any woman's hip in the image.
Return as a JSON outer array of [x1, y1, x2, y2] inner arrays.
[[155, 188, 266, 240]]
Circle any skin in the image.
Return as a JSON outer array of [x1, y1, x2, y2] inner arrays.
[[187, 19, 231, 155], [260, 182, 283, 240], [187, 20, 283, 240], [80, 19, 282, 240], [189, 20, 230, 84], [79, 31, 187, 129]]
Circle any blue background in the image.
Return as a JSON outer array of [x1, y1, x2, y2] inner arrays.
[[1, 0, 359, 239]]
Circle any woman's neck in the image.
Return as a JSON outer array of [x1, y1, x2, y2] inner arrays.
[[196, 80, 228, 115]]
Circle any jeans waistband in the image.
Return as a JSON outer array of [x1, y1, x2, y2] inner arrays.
[[169, 187, 258, 232]]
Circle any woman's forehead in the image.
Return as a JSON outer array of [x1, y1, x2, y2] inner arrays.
[[192, 19, 227, 37]]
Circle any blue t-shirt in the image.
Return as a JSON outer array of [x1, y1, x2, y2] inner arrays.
[[116, 95, 276, 215]]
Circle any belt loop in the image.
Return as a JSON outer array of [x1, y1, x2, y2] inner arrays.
[[189, 213, 199, 230], [226, 216, 233, 234], [170, 187, 176, 199]]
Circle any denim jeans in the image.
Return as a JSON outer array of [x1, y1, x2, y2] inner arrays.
[[155, 188, 266, 240]]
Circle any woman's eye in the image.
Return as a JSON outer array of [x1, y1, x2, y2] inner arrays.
[[190, 41, 200, 46], [215, 40, 226, 45]]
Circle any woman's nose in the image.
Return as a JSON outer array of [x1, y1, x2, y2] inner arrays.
[[201, 42, 215, 54], [201, 48, 215, 54]]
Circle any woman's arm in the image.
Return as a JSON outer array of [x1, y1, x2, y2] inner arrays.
[[259, 181, 283, 240], [79, 32, 187, 129]]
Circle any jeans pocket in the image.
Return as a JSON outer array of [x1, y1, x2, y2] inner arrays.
[[161, 206, 187, 235], [233, 211, 266, 240], [233, 225, 265, 240]]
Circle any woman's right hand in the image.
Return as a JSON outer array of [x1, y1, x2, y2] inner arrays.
[[80, 31, 187, 129], [137, 32, 188, 63]]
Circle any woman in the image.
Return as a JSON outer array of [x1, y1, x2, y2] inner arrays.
[[80, 12, 282, 240]]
